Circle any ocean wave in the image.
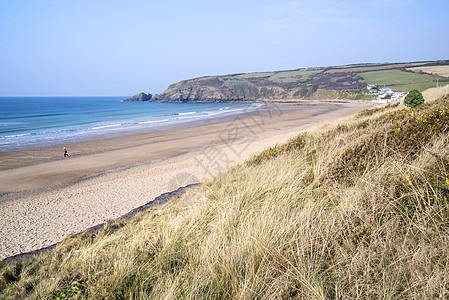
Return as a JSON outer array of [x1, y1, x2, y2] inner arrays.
[[138, 119, 169, 125], [1, 113, 66, 120], [1, 133, 32, 138], [206, 108, 244, 117], [58, 128, 78, 133], [178, 111, 196, 116], [90, 123, 122, 130]]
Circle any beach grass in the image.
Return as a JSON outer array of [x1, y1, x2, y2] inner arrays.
[[1, 86, 449, 299]]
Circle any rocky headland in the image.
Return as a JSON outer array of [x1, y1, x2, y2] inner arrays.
[[124, 61, 449, 103]]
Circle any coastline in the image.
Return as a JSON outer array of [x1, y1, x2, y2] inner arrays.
[[0, 101, 374, 259]]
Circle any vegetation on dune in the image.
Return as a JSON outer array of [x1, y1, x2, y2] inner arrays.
[[1, 88, 449, 299], [404, 89, 425, 108]]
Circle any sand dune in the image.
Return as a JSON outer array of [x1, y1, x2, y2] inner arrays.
[[0, 101, 372, 259]]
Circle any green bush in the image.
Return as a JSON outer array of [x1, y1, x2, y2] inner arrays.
[[404, 89, 425, 108]]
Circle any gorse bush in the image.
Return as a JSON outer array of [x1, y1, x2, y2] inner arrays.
[[1, 93, 449, 299]]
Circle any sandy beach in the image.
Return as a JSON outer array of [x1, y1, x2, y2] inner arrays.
[[0, 101, 373, 259]]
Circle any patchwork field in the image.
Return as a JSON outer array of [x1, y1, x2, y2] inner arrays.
[[326, 63, 415, 73], [154, 60, 449, 101]]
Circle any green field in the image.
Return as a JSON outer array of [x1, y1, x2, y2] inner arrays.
[[233, 72, 274, 79], [410, 62, 431, 66], [390, 81, 449, 92], [233, 69, 322, 83], [268, 69, 321, 82], [359, 69, 443, 86]]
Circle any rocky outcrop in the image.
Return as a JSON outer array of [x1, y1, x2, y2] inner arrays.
[[124, 92, 153, 102]]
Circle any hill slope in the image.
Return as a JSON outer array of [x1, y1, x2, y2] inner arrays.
[[1, 86, 449, 298], [131, 60, 449, 102]]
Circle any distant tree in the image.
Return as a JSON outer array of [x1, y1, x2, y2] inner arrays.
[[404, 89, 424, 108]]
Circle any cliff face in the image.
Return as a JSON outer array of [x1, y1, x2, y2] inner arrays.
[[152, 67, 368, 102], [155, 78, 261, 102]]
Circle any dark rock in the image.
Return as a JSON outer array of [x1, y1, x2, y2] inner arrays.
[[123, 92, 152, 102]]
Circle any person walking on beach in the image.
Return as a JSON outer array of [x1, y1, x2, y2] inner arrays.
[[63, 147, 69, 157]]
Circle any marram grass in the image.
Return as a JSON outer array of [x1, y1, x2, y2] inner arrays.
[[1, 90, 449, 299]]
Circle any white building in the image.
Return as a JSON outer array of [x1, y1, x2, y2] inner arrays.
[[372, 88, 405, 103]]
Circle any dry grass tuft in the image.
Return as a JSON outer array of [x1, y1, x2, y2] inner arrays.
[[1, 92, 449, 299], [423, 84, 449, 102]]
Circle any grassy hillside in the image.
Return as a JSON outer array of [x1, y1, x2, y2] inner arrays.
[[151, 61, 449, 102], [359, 69, 449, 92], [1, 87, 449, 299]]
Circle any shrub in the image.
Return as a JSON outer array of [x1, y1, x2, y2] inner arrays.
[[404, 89, 424, 108]]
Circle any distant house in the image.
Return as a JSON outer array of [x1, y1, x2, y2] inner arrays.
[[373, 88, 404, 103], [367, 84, 379, 94], [392, 91, 405, 100], [379, 88, 394, 95]]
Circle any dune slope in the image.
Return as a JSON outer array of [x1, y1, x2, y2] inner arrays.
[[1, 87, 449, 298]]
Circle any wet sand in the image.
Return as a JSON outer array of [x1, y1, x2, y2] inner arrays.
[[0, 101, 373, 259]]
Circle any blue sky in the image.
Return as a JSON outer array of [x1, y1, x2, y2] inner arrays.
[[0, 0, 448, 96]]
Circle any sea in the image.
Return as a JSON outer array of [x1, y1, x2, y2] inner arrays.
[[0, 97, 261, 151]]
